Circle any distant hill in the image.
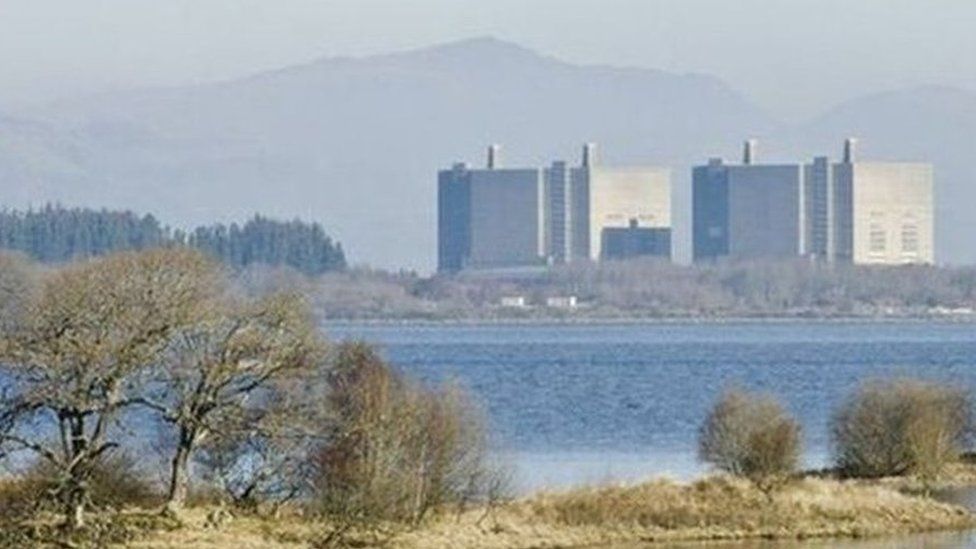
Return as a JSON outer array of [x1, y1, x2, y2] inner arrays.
[[0, 38, 972, 268], [0, 37, 774, 270]]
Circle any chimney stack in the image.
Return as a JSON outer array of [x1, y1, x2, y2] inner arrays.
[[743, 139, 758, 165], [843, 138, 857, 164], [487, 144, 501, 169], [582, 142, 597, 168]]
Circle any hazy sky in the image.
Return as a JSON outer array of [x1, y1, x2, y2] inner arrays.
[[1, 0, 974, 120]]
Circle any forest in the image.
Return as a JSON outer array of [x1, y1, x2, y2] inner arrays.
[[0, 205, 346, 275]]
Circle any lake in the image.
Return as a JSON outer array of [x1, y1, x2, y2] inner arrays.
[[326, 320, 976, 492]]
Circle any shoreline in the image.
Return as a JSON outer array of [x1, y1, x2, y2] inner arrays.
[[119, 472, 976, 549], [322, 314, 976, 327]]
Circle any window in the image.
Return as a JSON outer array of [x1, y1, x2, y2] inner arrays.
[[869, 212, 886, 255], [901, 214, 919, 255]]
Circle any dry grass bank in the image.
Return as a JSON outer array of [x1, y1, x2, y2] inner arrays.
[[109, 475, 976, 549]]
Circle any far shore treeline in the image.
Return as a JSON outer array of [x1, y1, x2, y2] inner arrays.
[[0, 205, 346, 275], [5, 205, 976, 321]]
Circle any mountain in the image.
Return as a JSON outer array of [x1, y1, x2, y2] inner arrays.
[[0, 37, 774, 270]]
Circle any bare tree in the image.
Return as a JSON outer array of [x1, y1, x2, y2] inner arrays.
[[0, 249, 215, 528], [194, 387, 320, 513], [142, 292, 325, 510], [315, 343, 503, 533]]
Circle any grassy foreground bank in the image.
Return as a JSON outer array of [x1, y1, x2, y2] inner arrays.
[[6, 474, 962, 549]]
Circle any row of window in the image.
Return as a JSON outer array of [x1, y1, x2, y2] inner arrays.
[[868, 212, 920, 256]]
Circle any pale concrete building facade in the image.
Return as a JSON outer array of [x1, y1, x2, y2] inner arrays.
[[582, 164, 671, 261], [835, 159, 934, 265], [693, 139, 934, 265], [438, 144, 672, 272], [559, 144, 671, 262]]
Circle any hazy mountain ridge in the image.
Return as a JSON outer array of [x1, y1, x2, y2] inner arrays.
[[0, 38, 972, 268]]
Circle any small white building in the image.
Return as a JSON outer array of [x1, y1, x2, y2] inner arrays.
[[499, 295, 528, 308], [546, 295, 578, 309]]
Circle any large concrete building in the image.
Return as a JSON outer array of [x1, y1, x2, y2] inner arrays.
[[438, 144, 671, 272], [693, 140, 806, 260], [692, 139, 934, 265]]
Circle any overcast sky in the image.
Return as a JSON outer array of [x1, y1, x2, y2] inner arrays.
[[1, 0, 974, 120]]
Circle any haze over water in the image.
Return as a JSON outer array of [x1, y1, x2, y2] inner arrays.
[[327, 320, 976, 491]]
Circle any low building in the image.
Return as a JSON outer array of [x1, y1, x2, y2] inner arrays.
[[499, 295, 528, 308], [601, 219, 672, 261], [545, 295, 579, 309]]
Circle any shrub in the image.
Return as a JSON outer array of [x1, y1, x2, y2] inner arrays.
[[88, 451, 163, 509], [21, 451, 162, 512], [313, 343, 506, 532], [0, 508, 179, 548], [0, 475, 47, 521], [698, 389, 802, 488], [832, 379, 972, 480], [0, 451, 160, 529]]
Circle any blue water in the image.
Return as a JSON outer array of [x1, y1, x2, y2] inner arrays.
[[326, 321, 976, 491]]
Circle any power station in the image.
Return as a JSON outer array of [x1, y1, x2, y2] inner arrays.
[[438, 139, 934, 273], [438, 144, 672, 272], [692, 139, 934, 265]]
